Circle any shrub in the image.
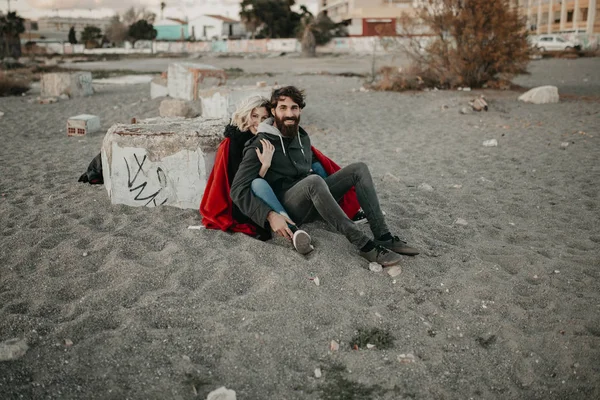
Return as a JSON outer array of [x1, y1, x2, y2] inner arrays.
[[0, 72, 30, 96], [391, 0, 530, 90]]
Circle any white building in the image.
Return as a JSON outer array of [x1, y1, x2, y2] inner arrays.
[[188, 15, 246, 41]]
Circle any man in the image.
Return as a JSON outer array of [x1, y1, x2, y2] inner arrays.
[[230, 86, 419, 266]]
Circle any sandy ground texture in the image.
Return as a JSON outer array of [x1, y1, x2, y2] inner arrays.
[[1, 57, 599, 399]]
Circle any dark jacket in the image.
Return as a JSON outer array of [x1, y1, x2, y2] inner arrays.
[[230, 118, 313, 228]]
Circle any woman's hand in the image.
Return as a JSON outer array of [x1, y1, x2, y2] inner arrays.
[[255, 139, 275, 169]]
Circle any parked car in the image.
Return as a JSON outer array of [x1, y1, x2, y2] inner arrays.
[[532, 34, 581, 52]]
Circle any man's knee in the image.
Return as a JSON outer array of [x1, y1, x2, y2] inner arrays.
[[348, 161, 369, 175], [303, 174, 328, 194]]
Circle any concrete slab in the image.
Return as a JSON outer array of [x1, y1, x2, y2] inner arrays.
[[167, 62, 227, 101], [41, 72, 94, 97], [101, 117, 224, 209]]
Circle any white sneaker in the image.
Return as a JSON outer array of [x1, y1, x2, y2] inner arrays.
[[293, 230, 314, 255]]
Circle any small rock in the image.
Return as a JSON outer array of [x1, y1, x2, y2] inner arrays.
[[64, 338, 73, 347], [553, 270, 560, 274], [256, 81, 267, 87], [463, 87, 471, 92], [59, 93, 70, 100], [359, 86, 368, 92], [454, 218, 468, 226], [518, 85, 559, 104], [366, 344, 376, 349], [314, 368, 322, 378], [482, 139, 498, 147], [0, 111, 4, 118], [560, 142, 569, 148], [82, 252, 88, 257], [398, 353, 416, 363], [460, 107, 470, 114], [0, 338, 28, 361], [382, 172, 400, 183], [452, 184, 462, 189], [182, 355, 191, 362], [313, 276, 320, 286], [207, 386, 236, 400], [386, 266, 402, 277], [330, 340, 339, 352], [418, 183, 434, 191], [369, 262, 383, 272]]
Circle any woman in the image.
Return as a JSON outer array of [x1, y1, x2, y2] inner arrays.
[[200, 95, 362, 252]]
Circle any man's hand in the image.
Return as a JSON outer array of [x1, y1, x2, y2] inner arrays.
[[267, 211, 295, 241]]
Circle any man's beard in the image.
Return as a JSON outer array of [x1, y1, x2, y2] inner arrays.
[[274, 115, 300, 137]]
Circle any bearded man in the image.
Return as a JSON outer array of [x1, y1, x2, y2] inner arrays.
[[230, 86, 418, 267]]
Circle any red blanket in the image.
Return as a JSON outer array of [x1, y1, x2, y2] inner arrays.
[[199, 138, 361, 236]]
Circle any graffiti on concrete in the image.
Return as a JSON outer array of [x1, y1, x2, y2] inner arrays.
[[124, 154, 169, 206]]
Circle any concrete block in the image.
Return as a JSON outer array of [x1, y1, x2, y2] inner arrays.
[[41, 72, 93, 98], [150, 76, 169, 99], [101, 117, 224, 209], [167, 62, 227, 101], [67, 114, 101, 136], [199, 85, 274, 119], [159, 99, 201, 118]]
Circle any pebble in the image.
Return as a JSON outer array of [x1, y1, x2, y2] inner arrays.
[[418, 183, 434, 191], [330, 340, 339, 351], [0, 338, 28, 361], [314, 368, 322, 378], [369, 262, 383, 272], [366, 343, 375, 349], [382, 172, 401, 183], [0, 111, 4, 118], [206, 386, 236, 400], [483, 139, 498, 147], [82, 252, 88, 257], [454, 218, 468, 226], [386, 266, 402, 277], [553, 270, 560, 274], [460, 107, 470, 114], [313, 276, 320, 286], [64, 339, 73, 347], [560, 142, 569, 148], [398, 353, 416, 363]]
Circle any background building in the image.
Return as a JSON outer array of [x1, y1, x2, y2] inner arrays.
[[35, 16, 112, 41], [318, 0, 416, 36], [154, 18, 190, 41], [188, 15, 246, 41], [514, 0, 599, 34]]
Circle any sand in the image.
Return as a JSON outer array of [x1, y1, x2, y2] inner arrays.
[[1, 56, 599, 399]]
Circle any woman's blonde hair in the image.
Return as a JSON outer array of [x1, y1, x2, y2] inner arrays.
[[230, 95, 270, 132]]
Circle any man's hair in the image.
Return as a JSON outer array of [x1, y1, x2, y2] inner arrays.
[[230, 95, 270, 132], [270, 86, 306, 110]]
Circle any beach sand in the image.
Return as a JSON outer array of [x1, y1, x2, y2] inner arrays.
[[1, 56, 599, 399]]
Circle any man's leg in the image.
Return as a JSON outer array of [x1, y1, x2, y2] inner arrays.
[[324, 162, 389, 239], [325, 162, 419, 256], [281, 175, 371, 249]]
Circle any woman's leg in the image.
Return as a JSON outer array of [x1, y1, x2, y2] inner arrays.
[[311, 162, 328, 179], [251, 178, 292, 221]]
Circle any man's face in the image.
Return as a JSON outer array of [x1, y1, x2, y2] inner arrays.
[[272, 95, 301, 137]]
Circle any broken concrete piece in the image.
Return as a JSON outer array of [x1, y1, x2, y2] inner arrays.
[[482, 139, 498, 147], [198, 85, 274, 119], [167, 62, 226, 101], [41, 72, 93, 98], [470, 95, 488, 111], [386, 266, 402, 277], [518, 85, 559, 104], [101, 117, 224, 209], [67, 114, 101, 136], [150, 76, 169, 99]]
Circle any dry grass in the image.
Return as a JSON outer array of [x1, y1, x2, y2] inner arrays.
[[0, 71, 30, 96]]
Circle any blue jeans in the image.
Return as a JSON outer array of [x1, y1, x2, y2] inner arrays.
[[311, 162, 327, 179], [251, 178, 292, 220]]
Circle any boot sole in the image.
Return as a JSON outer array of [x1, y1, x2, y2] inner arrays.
[[293, 230, 314, 255]]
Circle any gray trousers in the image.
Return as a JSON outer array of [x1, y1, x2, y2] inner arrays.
[[281, 162, 389, 248]]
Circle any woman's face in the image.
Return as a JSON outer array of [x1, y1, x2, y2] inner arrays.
[[248, 106, 269, 134]]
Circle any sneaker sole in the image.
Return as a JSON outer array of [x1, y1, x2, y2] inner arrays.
[[293, 230, 314, 255], [353, 218, 368, 225]]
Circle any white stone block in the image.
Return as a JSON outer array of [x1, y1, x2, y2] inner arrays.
[[41, 72, 93, 98], [167, 62, 226, 101], [67, 114, 101, 136], [101, 117, 224, 209], [150, 76, 169, 99], [518, 85, 559, 104], [199, 85, 274, 119]]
